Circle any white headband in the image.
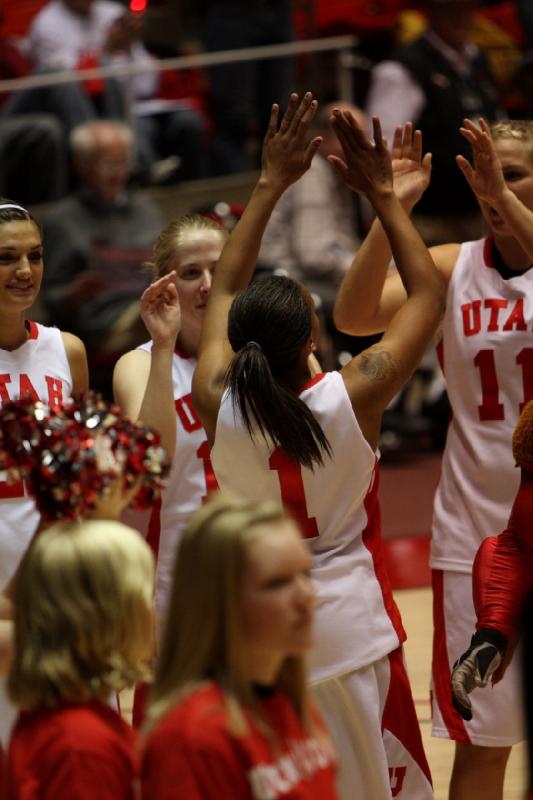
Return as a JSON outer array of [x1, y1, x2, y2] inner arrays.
[[0, 204, 28, 213]]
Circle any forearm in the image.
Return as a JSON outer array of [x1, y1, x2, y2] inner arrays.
[[214, 178, 285, 297], [493, 188, 533, 262], [374, 191, 441, 299], [0, 621, 12, 677], [333, 216, 393, 334], [0, 593, 12, 620], [475, 467, 533, 638], [474, 531, 532, 640], [137, 345, 177, 458]]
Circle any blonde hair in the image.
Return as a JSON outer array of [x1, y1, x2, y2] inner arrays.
[[491, 120, 533, 162], [8, 520, 154, 711], [145, 214, 227, 278], [148, 494, 310, 736]]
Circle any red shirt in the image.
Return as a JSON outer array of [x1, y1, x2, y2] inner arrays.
[[6, 701, 138, 800], [141, 683, 338, 800]]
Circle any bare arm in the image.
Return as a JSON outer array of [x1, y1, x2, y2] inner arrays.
[[330, 112, 446, 449], [192, 92, 322, 443], [61, 332, 89, 394], [0, 620, 12, 677], [113, 273, 180, 457], [458, 117, 533, 261], [333, 122, 436, 335]]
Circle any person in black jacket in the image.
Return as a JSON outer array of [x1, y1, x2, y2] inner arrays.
[[367, 0, 504, 245]]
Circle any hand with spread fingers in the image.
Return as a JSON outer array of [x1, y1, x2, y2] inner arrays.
[[390, 122, 432, 212], [328, 112, 393, 200], [451, 628, 507, 721], [260, 92, 323, 191], [140, 271, 181, 349], [456, 117, 506, 208]]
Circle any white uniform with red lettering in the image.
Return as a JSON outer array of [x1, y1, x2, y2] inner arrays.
[[431, 237, 531, 745], [0, 320, 73, 745], [128, 342, 217, 630], [212, 370, 433, 800]]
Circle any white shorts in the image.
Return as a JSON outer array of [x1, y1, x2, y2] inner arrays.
[[431, 569, 525, 747], [311, 647, 433, 800]]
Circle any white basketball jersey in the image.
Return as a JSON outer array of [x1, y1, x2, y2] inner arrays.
[[212, 371, 405, 681], [432, 238, 533, 572], [0, 322, 73, 589], [0, 321, 72, 746], [125, 343, 217, 628]]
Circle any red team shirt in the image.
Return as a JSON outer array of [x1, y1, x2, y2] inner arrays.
[[141, 683, 338, 800], [5, 701, 138, 800]]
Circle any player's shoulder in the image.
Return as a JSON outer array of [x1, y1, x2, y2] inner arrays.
[[114, 346, 151, 374], [148, 683, 231, 751]]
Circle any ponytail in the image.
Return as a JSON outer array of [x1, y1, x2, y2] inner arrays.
[[226, 277, 332, 470]]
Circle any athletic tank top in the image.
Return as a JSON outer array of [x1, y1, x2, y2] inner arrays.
[[212, 371, 405, 680], [432, 238, 533, 572]]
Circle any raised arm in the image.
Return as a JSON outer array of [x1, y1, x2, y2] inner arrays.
[[331, 112, 445, 449], [192, 92, 322, 442], [457, 117, 533, 261], [113, 272, 180, 457], [333, 122, 435, 335]]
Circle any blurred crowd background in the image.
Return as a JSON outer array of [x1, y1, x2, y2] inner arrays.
[[1, 0, 531, 452]]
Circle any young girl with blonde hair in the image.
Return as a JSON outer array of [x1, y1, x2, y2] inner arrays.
[[141, 493, 338, 799], [5, 518, 155, 799]]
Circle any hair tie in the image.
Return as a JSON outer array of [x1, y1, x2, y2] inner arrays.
[[246, 341, 262, 352], [0, 203, 28, 213]]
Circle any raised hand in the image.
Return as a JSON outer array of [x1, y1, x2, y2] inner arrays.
[[456, 117, 506, 206], [140, 271, 181, 348], [391, 122, 432, 211], [260, 92, 322, 190], [328, 112, 393, 200]]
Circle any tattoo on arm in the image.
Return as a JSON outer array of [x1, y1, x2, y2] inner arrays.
[[357, 347, 399, 381]]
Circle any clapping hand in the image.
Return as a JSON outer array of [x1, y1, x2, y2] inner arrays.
[[260, 92, 322, 190], [328, 112, 393, 200], [456, 118, 506, 207], [391, 122, 432, 212], [141, 272, 181, 348]]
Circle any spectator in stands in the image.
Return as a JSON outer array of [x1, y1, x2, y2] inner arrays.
[[40, 119, 164, 397], [366, 0, 503, 244], [201, 0, 293, 174], [517, 0, 533, 47], [0, 10, 67, 204], [21, 0, 207, 181]]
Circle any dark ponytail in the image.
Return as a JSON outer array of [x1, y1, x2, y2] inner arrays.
[[226, 276, 331, 470]]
